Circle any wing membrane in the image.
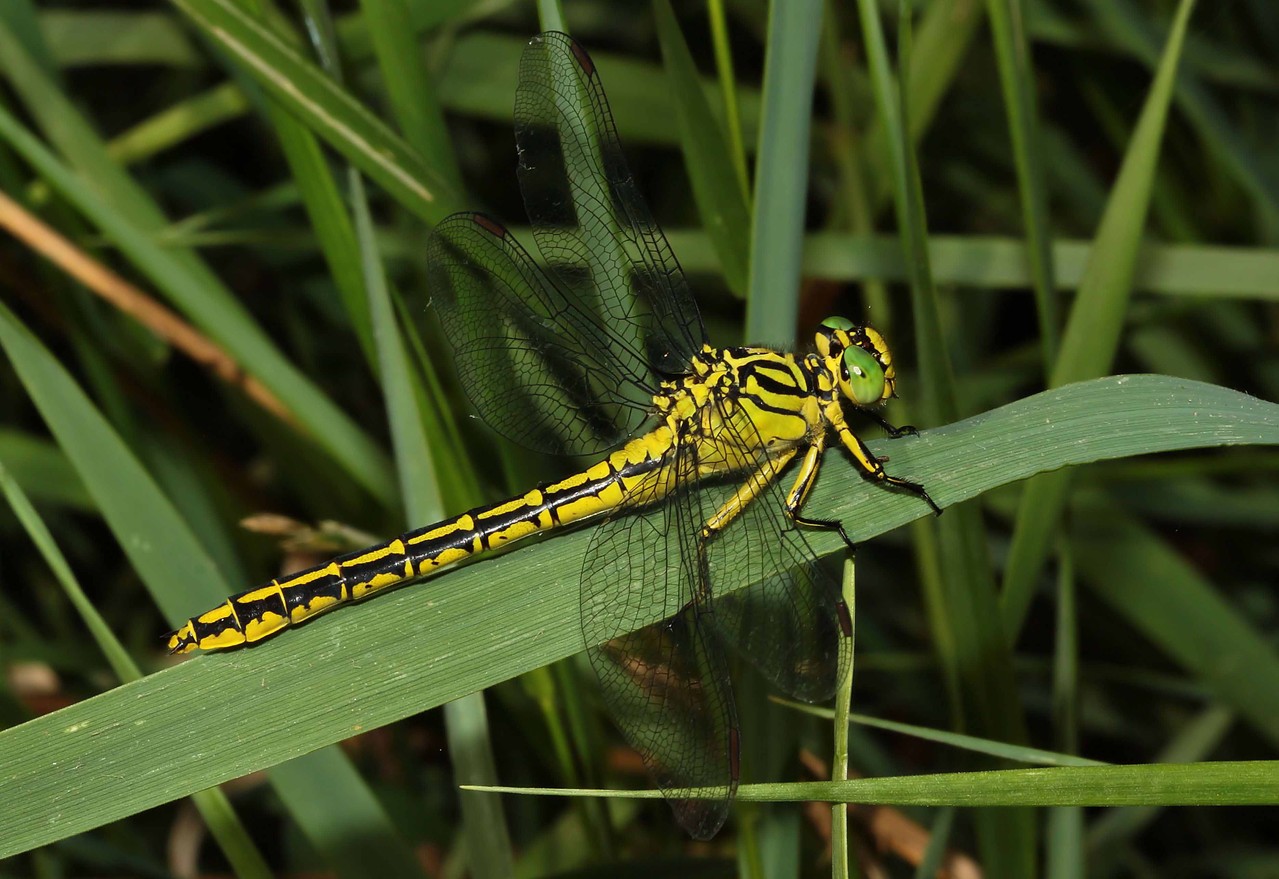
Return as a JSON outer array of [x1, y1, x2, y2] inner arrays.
[[580, 438, 736, 840], [706, 403, 847, 704], [428, 32, 844, 836], [580, 398, 847, 838], [516, 32, 706, 380], [426, 213, 652, 456]]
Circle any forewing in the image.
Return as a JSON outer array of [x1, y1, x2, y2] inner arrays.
[[516, 32, 707, 381], [426, 212, 653, 456], [580, 440, 736, 840]]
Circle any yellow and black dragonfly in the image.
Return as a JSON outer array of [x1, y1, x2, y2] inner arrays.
[[168, 31, 939, 839]]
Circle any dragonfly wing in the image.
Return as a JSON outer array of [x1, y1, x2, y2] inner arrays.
[[516, 32, 708, 381], [706, 400, 847, 704], [580, 441, 737, 840], [708, 482, 847, 705], [426, 212, 653, 456]]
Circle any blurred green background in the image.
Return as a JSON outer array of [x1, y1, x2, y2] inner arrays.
[[1, 0, 1277, 877]]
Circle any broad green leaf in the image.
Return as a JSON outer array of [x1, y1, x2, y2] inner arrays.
[[1, 373, 1274, 856]]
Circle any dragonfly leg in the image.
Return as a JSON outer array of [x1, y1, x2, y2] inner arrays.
[[699, 449, 797, 543], [693, 449, 797, 605], [784, 439, 855, 549], [864, 408, 919, 438], [837, 426, 942, 516]]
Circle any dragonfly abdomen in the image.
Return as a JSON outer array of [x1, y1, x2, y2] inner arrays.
[[167, 437, 675, 655]]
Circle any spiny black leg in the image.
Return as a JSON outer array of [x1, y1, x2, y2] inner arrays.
[[866, 409, 919, 438], [792, 512, 857, 551], [881, 475, 943, 517]]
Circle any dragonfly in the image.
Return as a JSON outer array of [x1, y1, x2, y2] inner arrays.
[[167, 31, 940, 839]]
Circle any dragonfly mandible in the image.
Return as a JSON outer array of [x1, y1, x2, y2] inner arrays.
[[167, 31, 940, 839]]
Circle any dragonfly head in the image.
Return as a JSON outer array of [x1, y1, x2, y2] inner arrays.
[[816, 316, 896, 406]]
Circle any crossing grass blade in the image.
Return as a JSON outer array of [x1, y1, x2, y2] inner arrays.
[[732, 761, 1279, 807], [470, 760, 1279, 808]]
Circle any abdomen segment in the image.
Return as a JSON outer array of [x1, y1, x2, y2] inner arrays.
[[167, 442, 672, 654]]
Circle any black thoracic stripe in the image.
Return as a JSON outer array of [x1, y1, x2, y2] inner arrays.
[[742, 370, 804, 398], [738, 390, 810, 419], [738, 356, 794, 376], [738, 358, 808, 391]]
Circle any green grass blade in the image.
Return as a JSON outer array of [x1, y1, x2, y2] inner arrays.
[[984, 0, 1059, 367], [744, 0, 823, 345], [477, 758, 1279, 808], [0, 337, 272, 879], [654, 0, 751, 296], [236, 0, 380, 369], [916, 809, 957, 879], [353, 138, 516, 879], [0, 301, 422, 877], [858, 2, 1033, 871], [862, 0, 985, 211], [0, 28, 397, 504], [786, 703, 1105, 767], [40, 8, 200, 67], [265, 752, 426, 879], [168, 0, 459, 222], [0, 461, 139, 682], [1, 373, 1272, 856], [1047, 546, 1083, 879], [107, 83, 250, 165], [732, 761, 1279, 806], [1001, 0, 1198, 638], [1086, 706, 1234, 860], [1083, 0, 1279, 228], [787, 234, 1279, 298], [1072, 498, 1279, 749], [0, 467, 276, 879], [0, 429, 91, 511], [536, 1, 566, 34], [323, 1, 512, 863], [705, 0, 749, 196], [358, 0, 462, 189]]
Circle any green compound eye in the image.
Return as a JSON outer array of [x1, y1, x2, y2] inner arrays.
[[842, 345, 886, 405], [821, 316, 855, 331]]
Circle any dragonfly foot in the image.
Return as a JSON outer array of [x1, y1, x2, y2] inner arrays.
[[793, 513, 856, 550]]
